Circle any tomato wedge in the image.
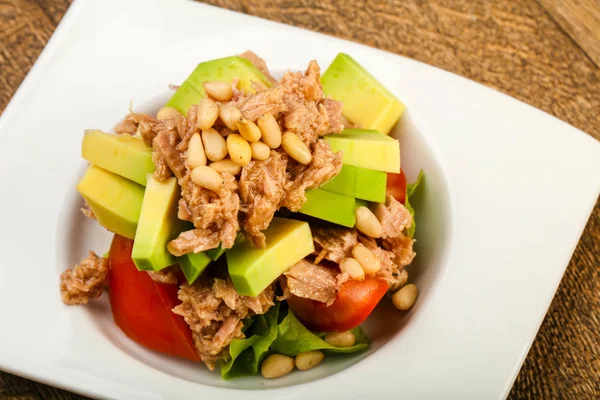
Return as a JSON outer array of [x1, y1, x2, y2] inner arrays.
[[108, 235, 199, 361], [287, 278, 388, 332], [386, 170, 407, 204]]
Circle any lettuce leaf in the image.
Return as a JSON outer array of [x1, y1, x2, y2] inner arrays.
[[405, 170, 424, 239], [221, 305, 370, 379], [220, 302, 280, 380], [270, 311, 369, 356]]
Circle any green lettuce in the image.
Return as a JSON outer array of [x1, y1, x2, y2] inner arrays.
[[221, 305, 370, 379], [405, 170, 424, 238], [270, 311, 369, 356], [221, 303, 280, 380]]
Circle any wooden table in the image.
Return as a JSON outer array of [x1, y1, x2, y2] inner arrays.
[[1, 0, 599, 398]]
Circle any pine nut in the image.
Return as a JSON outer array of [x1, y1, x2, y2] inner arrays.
[[156, 106, 180, 120], [202, 128, 228, 162], [187, 133, 207, 169], [250, 141, 271, 161], [196, 98, 219, 130], [237, 118, 262, 142], [190, 166, 224, 192], [282, 131, 312, 165], [203, 81, 233, 102], [392, 283, 418, 311], [209, 159, 242, 176], [352, 244, 381, 275], [257, 113, 282, 148], [218, 104, 242, 131], [324, 331, 355, 348], [295, 351, 324, 371], [227, 134, 252, 166], [340, 258, 365, 281], [261, 354, 295, 379], [355, 206, 383, 238]]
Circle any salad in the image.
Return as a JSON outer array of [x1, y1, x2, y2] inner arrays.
[[60, 51, 422, 380]]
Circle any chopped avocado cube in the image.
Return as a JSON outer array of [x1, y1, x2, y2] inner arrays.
[[321, 53, 405, 134], [131, 175, 188, 271], [81, 130, 155, 186], [77, 166, 144, 239], [299, 189, 356, 227], [324, 129, 400, 173], [227, 218, 314, 296], [179, 252, 212, 284], [166, 56, 273, 115], [320, 164, 387, 203]]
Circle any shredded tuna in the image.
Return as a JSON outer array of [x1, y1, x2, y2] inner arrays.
[[153, 125, 186, 181], [382, 234, 416, 268], [373, 195, 413, 238], [239, 151, 287, 247], [60, 252, 110, 305], [280, 60, 323, 103], [114, 117, 138, 135], [173, 278, 274, 369], [313, 227, 358, 263], [281, 140, 343, 211], [169, 173, 240, 255], [168, 227, 221, 256], [147, 266, 179, 284], [81, 202, 96, 220], [115, 112, 158, 147], [239, 86, 288, 121], [284, 260, 342, 305], [284, 102, 331, 144], [240, 50, 277, 83], [322, 98, 345, 134]]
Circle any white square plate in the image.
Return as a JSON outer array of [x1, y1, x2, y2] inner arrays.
[[0, 0, 599, 399]]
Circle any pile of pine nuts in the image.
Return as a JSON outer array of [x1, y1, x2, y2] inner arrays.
[[261, 331, 357, 379], [156, 81, 313, 194]]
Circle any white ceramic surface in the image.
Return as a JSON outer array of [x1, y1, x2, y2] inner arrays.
[[0, 0, 599, 399]]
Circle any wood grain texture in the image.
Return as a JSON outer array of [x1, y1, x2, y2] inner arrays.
[[539, 0, 600, 67], [0, 0, 599, 399]]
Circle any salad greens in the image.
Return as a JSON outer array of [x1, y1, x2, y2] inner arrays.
[[221, 303, 369, 379], [271, 311, 369, 356], [405, 171, 424, 239]]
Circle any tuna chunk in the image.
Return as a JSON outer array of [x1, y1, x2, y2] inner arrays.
[[239, 50, 277, 83], [373, 195, 412, 238], [172, 278, 274, 369], [60, 252, 110, 305], [313, 227, 358, 263], [284, 260, 346, 305], [168, 173, 240, 255], [239, 151, 287, 248]]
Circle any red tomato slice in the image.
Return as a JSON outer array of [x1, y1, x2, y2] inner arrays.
[[386, 170, 407, 204], [108, 235, 199, 361], [287, 278, 388, 332]]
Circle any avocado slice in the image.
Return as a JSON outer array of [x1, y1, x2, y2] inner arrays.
[[321, 53, 405, 134], [77, 166, 145, 239], [320, 164, 387, 203], [131, 175, 189, 271], [81, 130, 155, 186], [324, 129, 400, 173], [299, 188, 357, 227], [227, 218, 314, 296], [179, 252, 212, 284], [166, 56, 273, 115]]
